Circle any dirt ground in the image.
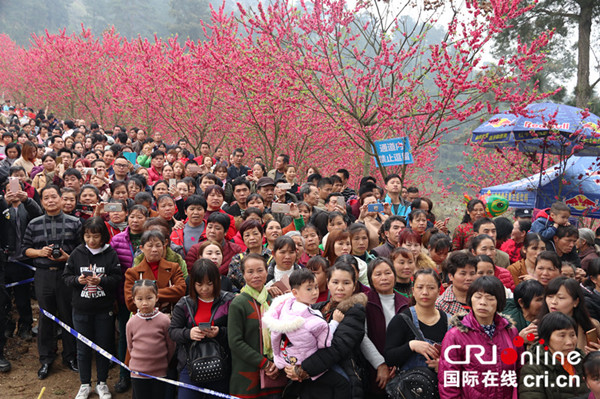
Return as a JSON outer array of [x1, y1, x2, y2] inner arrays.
[[0, 304, 130, 399]]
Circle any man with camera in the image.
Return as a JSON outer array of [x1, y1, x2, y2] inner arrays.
[[22, 185, 82, 380]]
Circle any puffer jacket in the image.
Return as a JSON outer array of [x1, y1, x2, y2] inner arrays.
[[301, 293, 368, 399], [263, 293, 333, 371], [168, 291, 235, 372], [134, 246, 188, 279], [495, 266, 515, 291], [110, 227, 136, 304], [518, 344, 589, 399], [438, 311, 523, 399]]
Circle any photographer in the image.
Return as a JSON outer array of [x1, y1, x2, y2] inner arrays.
[[0, 178, 43, 342], [22, 185, 82, 380]]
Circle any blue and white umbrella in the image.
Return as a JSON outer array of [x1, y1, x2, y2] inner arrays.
[[471, 102, 600, 156]]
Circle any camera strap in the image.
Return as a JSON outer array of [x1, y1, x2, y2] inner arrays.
[[43, 213, 66, 248]]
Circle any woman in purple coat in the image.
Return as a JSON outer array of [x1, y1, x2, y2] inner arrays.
[[438, 276, 523, 399]]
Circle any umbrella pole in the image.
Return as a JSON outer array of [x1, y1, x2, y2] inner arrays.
[[537, 140, 547, 208]]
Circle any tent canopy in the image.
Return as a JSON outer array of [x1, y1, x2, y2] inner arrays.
[[480, 156, 600, 218]]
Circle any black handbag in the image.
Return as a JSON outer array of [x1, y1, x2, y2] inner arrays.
[[385, 312, 440, 399], [184, 297, 228, 383]]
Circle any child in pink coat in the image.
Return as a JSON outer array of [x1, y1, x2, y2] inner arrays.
[[263, 268, 349, 397]]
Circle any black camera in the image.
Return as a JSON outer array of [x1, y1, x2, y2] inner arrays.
[[51, 244, 62, 259]]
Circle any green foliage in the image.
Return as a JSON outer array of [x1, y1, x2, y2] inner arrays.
[[493, 0, 600, 104]]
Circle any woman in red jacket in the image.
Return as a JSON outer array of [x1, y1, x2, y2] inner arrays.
[[438, 276, 523, 399]]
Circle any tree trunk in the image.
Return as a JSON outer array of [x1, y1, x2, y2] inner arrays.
[[575, 0, 593, 108]]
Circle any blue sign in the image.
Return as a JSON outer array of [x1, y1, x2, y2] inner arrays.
[[373, 137, 413, 166]]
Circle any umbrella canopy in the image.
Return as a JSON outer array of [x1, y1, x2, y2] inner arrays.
[[479, 156, 600, 218], [472, 103, 600, 156]]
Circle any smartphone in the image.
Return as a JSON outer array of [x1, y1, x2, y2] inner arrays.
[[8, 176, 19, 192], [169, 178, 177, 187], [337, 196, 346, 207], [367, 203, 384, 213], [56, 156, 62, 165], [197, 322, 211, 330], [444, 217, 450, 225], [83, 167, 96, 176], [277, 182, 291, 190], [587, 328, 599, 345], [271, 203, 291, 214], [76, 204, 95, 214], [247, 169, 253, 176], [104, 203, 123, 212], [81, 270, 94, 277]]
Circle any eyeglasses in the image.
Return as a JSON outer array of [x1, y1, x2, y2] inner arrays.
[[114, 163, 128, 168]]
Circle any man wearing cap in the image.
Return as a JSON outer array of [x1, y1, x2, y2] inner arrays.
[[515, 208, 533, 223], [256, 177, 276, 209]]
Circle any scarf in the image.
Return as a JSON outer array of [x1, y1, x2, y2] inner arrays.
[[109, 220, 128, 232], [241, 284, 272, 359]]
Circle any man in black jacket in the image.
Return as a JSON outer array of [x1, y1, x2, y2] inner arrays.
[[22, 185, 82, 380], [1, 185, 43, 342]]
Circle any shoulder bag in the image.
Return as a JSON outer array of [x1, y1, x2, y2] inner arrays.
[[385, 307, 440, 399]]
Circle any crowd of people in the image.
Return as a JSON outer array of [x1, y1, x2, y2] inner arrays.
[[3, 103, 600, 399]]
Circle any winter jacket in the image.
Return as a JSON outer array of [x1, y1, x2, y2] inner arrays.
[[0, 196, 43, 257], [123, 257, 186, 313], [136, 154, 150, 168], [530, 208, 557, 241], [301, 293, 368, 399], [203, 209, 237, 241], [507, 259, 529, 287], [518, 344, 589, 399], [63, 244, 122, 314], [168, 291, 235, 372], [134, 246, 188, 279], [371, 240, 395, 259], [502, 298, 530, 332], [231, 230, 247, 252], [169, 222, 206, 255], [438, 311, 523, 399], [147, 166, 162, 186], [185, 239, 242, 276], [500, 239, 523, 264], [263, 293, 335, 371], [546, 240, 581, 268], [110, 227, 137, 304], [22, 212, 82, 270], [580, 246, 599, 272], [581, 284, 600, 323], [495, 265, 515, 291], [227, 290, 276, 398]]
